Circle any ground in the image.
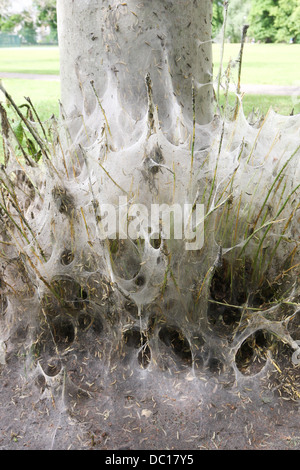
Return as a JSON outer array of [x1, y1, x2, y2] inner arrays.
[[0, 344, 299, 451]]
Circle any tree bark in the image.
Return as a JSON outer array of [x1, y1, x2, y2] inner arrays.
[[57, 0, 213, 126]]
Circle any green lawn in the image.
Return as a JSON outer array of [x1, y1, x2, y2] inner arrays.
[[0, 44, 299, 84], [0, 46, 60, 75], [0, 44, 299, 163], [0, 44, 299, 124], [1, 78, 297, 124], [219, 93, 299, 117], [0, 79, 60, 120], [212, 43, 300, 86]]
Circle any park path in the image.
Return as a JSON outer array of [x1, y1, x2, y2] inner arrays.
[[0, 72, 60, 81], [231, 83, 300, 96], [0, 72, 299, 96]]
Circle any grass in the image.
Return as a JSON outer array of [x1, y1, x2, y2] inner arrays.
[[0, 79, 60, 120], [0, 46, 60, 75], [0, 43, 299, 83], [0, 43, 298, 126], [0, 82, 297, 126], [212, 43, 300, 86], [219, 93, 299, 117]]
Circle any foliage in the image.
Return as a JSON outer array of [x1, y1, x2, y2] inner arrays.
[[248, 0, 300, 43], [0, 0, 10, 15], [226, 0, 251, 42], [212, 1, 224, 37], [248, 0, 280, 43], [34, 0, 57, 43], [273, 0, 300, 43], [0, 0, 58, 44], [213, 0, 300, 44], [0, 9, 36, 44], [213, 0, 251, 43], [0, 13, 23, 33], [19, 15, 37, 44]]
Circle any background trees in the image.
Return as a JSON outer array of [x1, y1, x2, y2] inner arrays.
[[273, 0, 300, 43], [34, 0, 57, 43], [0, 11, 36, 44], [213, 0, 252, 42], [0, 0, 57, 44], [1, 0, 300, 45], [248, 0, 300, 43], [213, 0, 300, 44], [248, 0, 278, 43]]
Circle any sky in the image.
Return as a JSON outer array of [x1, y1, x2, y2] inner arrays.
[[9, 0, 33, 13]]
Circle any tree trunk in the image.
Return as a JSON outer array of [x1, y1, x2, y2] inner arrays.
[[57, 0, 213, 126]]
